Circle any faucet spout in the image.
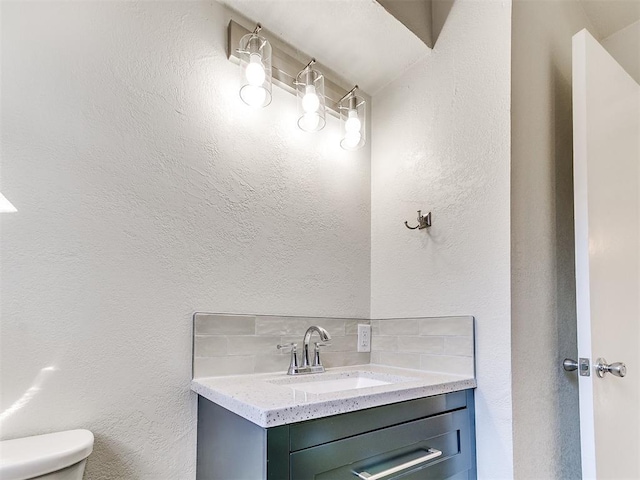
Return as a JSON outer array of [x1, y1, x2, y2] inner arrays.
[[304, 325, 331, 344], [302, 326, 331, 369]]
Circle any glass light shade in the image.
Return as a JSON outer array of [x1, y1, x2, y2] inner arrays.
[[339, 94, 366, 150], [238, 32, 272, 108], [296, 67, 326, 132]]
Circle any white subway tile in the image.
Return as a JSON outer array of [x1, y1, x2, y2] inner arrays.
[[346, 319, 370, 335], [375, 352, 421, 369], [195, 314, 255, 335], [256, 316, 305, 336], [193, 356, 254, 378], [323, 335, 357, 352], [419, 316, 473, 336], [370, 320, 381, 336], [370, 351, 382, 364], [444, 336, 474, 356], [194, 335, 227, 357], [397, 336, 444, 354], [256, 317, 346, 336], [419, 354, 474, 376], [340, 352, 370, 366], [227, 336, 281, 356], [379, 319, 419, 336], [254, 354, 290, 374], [320, 351, 347, 368], [371, 335, 398, 352]]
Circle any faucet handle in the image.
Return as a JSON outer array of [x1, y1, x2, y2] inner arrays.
[[313, 342, 331, 367], [277, 342, 297, 351], [278, 343, 299, 375]]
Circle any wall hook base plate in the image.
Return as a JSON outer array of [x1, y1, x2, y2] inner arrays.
[[405, 210, 431, 230]]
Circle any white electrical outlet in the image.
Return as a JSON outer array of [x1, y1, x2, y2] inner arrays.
[[357, 324, 371, 352]]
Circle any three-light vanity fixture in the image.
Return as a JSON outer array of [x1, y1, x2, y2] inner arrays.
[[228, 20, 366, 151]]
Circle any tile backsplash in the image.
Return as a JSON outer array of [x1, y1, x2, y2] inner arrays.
[[193, 313, 370, 378], [193, 313, 475, 378], [370, 316, 475, 376]]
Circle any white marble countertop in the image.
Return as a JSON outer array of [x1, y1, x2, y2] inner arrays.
[[191, 364, 476, 428]]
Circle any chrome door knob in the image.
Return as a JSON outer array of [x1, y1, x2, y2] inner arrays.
[[608, 363, 627, 377], [595, 358, 627, 378], [563, 358, 591, 376], [563, 358, 578, 372]]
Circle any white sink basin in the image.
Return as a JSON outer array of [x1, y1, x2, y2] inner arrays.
[[286, 376, 391, 394], [268, 371, 415, 395]]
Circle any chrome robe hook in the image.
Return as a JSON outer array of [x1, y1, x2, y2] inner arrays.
[[404, 210, 432, 230]]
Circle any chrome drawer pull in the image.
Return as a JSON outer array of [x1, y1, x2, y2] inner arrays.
[[355, 448, 443, 479]]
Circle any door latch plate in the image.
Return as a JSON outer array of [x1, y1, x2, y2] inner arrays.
[[579, 358, 590, 376]]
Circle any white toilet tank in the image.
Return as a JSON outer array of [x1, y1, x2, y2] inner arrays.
[[0, 430, 94, 480]]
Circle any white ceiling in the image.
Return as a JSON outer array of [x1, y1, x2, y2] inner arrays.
[[579, 0, 640, 39], [220, 0, 431, 95]]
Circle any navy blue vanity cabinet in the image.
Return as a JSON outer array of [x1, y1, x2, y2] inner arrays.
[[196, 389, 476, 480]]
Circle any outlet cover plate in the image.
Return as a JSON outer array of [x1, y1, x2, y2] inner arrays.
[[357, 324, 371, 352]]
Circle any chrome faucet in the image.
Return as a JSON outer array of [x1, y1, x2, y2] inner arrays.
[[302, 325, 331, 371], [277, 325, 332, 375]]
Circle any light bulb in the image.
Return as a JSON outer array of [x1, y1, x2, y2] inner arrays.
[[299, 112, 320, 131], [240, 85, 266, 107], [345, 109, 361, 133], [342, 131, 362, 149], [245, 53, 265, 86], [302, 85, 320, 113]]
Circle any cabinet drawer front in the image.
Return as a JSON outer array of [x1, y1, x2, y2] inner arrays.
[[290, 392, 467, 452], [290, 410, 471, 480]]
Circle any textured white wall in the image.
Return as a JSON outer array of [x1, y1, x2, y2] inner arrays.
[[510, 1, 597, 478], [0, 2, 370, 478], [370, 1, 513, 478], [602, 20, 640, 84]]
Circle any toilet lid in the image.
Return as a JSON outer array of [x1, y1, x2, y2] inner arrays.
[[0, 429, 94, 480]]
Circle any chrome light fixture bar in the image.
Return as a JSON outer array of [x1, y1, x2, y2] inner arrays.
[[227, 20, 350, 118]]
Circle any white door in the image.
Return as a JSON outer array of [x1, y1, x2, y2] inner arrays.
[[572, 29, 640, 479]]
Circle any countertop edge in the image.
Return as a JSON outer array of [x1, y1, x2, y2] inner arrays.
[[191, 367, 476, 428]]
